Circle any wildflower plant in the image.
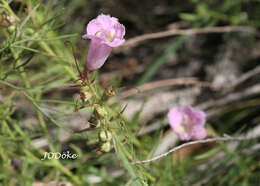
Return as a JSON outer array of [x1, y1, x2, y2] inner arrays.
[[69, 13, 147, 185], [71, 14, 127, 153], [0, 2, 142, 184], [0, 1, 259, 186]]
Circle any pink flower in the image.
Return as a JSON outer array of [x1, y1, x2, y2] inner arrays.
[[168, 106, 207, 141], [83, 14, 125, 70]]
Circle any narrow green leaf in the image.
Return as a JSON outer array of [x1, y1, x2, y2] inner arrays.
[[113, 136, 144, 186], [19, 4, 40, 31]]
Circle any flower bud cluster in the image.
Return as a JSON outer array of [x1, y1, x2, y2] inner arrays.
[[0, 12, 16, 33], [99, 130, 113, 152], [0, 13, 15, 27], [94, 104, 108, 118], [94, 105, 113, 152], [77, 86, 114, 152], [76, 14, 125, 152]]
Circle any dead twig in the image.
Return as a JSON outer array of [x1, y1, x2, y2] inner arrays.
[[230, 65, 260, 88], [119, 77, 213, 99], [199, 84, 260, 111], [119, 26, 254, 51], [132, 134, 259, 165]]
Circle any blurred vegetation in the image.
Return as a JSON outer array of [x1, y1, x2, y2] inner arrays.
[[0, 0, 260, 185]]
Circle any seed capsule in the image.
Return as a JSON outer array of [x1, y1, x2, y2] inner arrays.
[[79, 90, 92, 102], [94, 104, 107, 118], [100, 142, 112, 152], [99, 130, 112, 142]]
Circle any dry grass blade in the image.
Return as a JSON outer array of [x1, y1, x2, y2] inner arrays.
[[119, 77, 213, 99], [118, 26, 254, 51], [132, 134, 259, 165]]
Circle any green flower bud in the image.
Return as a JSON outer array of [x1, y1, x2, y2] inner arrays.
[[94, 105, 107, 118], [99, 130, 112, 142], [100, 142, 112, 152], [7, 25, 16, 33]]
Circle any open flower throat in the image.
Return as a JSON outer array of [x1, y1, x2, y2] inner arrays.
[[83, 14, 125, 71], [177, 116, 193, 134], [95, 30, 115, 42]]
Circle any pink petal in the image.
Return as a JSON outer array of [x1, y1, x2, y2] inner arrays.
[[106, 38, 125, 47], [179, 132, 192, 141], [182, 106, 206, 126], [168, 107, 191, 140], [86, 39, 112, 70], [191, 126, 207, 140], [97, 14, 118, 30], [82, 34, 88, 39], [86, 19, 102, 36], [168, 107, 183, 130], [83, 34, 102, 41], [113, 23, 125, 39]]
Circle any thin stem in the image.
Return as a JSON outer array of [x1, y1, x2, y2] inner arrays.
[[132, 135, 259, 165], [121, 25, 254, 50]]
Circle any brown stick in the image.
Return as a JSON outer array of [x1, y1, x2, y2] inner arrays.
[[119, 77, 213, 99], [132, 134, 259, 165], [119, 26, 254, 50]]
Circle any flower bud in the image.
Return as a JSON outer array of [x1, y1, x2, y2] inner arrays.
[[80, 90, 92, 102], [6, 14, 15, 24], [94, 104, 107, 118], [0, 15, 8, 27], [100, 142, 112, 152], [7, 25, 16, 33], [0, 13, 15, 27], [104, 86, 115, 97], [99, 130, 112, 142]]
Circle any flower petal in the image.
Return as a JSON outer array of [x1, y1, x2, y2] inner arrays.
[[86, 19, 102, 36], [97, 14, 118, 30], [168, 107, 192, 140], [191, 126, 207, 140], [182, 106, 206, 126], [113, 23, 125, 39], [86, 39, 112, 70], [105, 38, 125, 47]]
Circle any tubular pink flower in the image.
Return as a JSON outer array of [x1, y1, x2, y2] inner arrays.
[[83, 14, 125, 70], [168, 106, 207, 141]]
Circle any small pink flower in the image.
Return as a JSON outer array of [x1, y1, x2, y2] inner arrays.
[[168, 106, 207, 140], [83, 14, 125, 70]]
